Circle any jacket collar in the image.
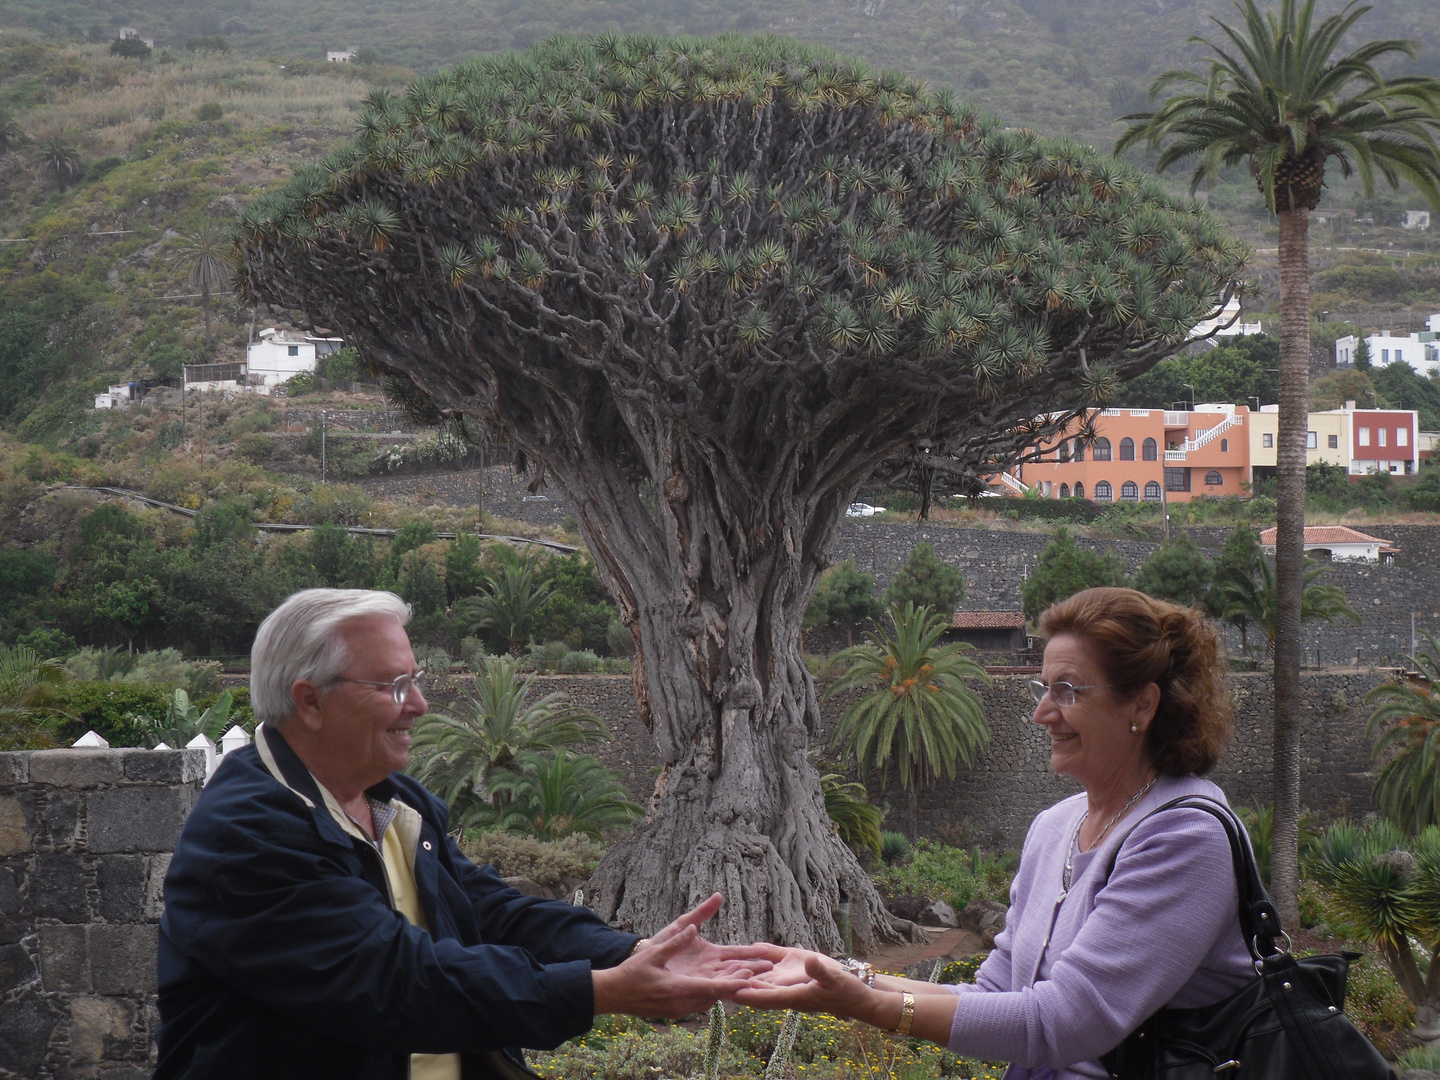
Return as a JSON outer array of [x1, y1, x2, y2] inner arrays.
[[255, 723, 415, 850]]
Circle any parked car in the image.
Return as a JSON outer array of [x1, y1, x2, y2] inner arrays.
[[845, 503, 886, 517]]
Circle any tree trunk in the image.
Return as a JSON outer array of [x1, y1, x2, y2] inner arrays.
[[907, 785, 919, 839], [561, 451, 901, 950], [1272, 207, 1310, 931], [918, 466, 934, 520], [202, 284, 212, 350]]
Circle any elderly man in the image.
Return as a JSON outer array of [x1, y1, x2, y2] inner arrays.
[[157, 588, 775, 1080]]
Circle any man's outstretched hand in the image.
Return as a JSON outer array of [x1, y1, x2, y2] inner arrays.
[[593, 893, 787, 1018]]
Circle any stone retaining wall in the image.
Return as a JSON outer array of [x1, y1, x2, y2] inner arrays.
[[0, 748, 204, 1080], [512, 669, 1390, 847]]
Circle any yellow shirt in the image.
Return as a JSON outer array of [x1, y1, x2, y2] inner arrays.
[[379, 824, 462, 1080]]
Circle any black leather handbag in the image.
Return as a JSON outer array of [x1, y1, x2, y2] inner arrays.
[[1097, 797, 1398, 1080]]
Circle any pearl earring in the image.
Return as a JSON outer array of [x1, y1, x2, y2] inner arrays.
[[1130, 724, 1140, 733]]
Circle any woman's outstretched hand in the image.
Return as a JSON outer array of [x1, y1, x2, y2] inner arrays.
[[731, 949, 876, 1020]]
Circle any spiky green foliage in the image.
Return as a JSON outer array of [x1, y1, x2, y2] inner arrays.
[[828, 601, 992, 792], [242, 34, 1245, 487], [701, 1002, 727, 1080], [1217, 553, 1361, 655], [0, 643, 63, 749], [1020, 525, 1126, 623], [1367, 633, 1440, 835], [470, 750, 642, 840], [171, 222, 237, 350], [1115, 0, 1440, 214], [407, 655, 605, 823], [458, 546, 554, 654], [1313, 820, 1440, 1025], [820, 771, 884, 858]]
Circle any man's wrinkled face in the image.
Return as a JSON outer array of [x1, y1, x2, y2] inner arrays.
[[315, 615, 427, 789]]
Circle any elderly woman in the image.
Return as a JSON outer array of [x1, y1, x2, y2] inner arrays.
[[738, 587, 1254, 1080]]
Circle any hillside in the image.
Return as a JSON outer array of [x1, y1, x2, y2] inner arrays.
[[0, 7, 1438, 442]]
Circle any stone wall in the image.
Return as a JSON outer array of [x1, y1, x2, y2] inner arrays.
[[0, 749, 204, 1080], [517, 669, 1391, 848]]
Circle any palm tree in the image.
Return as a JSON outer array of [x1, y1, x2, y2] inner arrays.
[[35, 135, 83, 190], [0, 108, 27, 155], [459, 547, 554, 654], [1366, 633, 1440, 835], [821, 771, 884, 859], [0, 644, 64, 750], [1115, 0, 1440, 930], [172, 222, 236, 351], [1218, 555, 1361, 660], [473, 751, 642, 840], [828, 601, 992, 837], [406, 655, 604, 822], [1313, 820, 1440, 1043]]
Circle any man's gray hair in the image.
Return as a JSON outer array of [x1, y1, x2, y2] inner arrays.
[[250, 589, 411, 726]]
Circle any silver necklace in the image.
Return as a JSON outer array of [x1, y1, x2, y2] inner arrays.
[[1058, 775, 1158, 903]]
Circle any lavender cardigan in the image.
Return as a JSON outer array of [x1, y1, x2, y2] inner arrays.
[[945, 774, 1256, 1079]]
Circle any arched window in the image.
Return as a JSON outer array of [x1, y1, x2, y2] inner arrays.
[[1093, 437, 1112, 461], [1094, 480, 1113, 502], [1119, 437, 1135, 461], [1144, 481, 1162, 501], [1220, 439, 1229, 453], [1073, 482, 1084, 499], [1120, 480, 1139, 502], [1072, 441, 1084, 462], [1142, 437, 1158, 461], [1204, 471, 1224, 486], [1059, 483, 1070, 498], [1058, 440, 1070, 462]]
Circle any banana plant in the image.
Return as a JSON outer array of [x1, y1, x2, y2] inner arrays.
[[135, 688, 234, 749]]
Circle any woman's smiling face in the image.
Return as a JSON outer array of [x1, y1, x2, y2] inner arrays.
[[1033, 632, 1146, 790]]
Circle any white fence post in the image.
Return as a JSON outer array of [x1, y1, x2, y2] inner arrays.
[[219, 725, 251, 758], [71, 731, 110, 748], [186, 733, 218, 782]]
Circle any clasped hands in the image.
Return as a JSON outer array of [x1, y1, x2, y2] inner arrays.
[[593, 893, 920, 1032]]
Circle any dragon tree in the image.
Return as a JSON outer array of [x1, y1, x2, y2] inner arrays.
[[238, 33, 1245, 949]]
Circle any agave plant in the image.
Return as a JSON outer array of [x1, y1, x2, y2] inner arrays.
[[407, 655, 604, 823], [829, 601, 992, 836], [468, 750, 641, 840], [1367, 633, 1440, 834], [1312, 820, 1440, 1042]]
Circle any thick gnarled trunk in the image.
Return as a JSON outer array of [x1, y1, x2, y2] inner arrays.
[[1272, 207, 1310, 930], [547, 439, 900, 950]]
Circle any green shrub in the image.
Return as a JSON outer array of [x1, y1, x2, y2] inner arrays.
[[527, 640, 570, 673], [937, 951, 990, 984], [235, 432, 274, 462], [1397, 1045, 1440, 1072], [558, 649, 600, 674], [194, 102, 223, 121], [34, 681, 248, 746], [875, 839, 1016, 913], [459, 831, 605, 885]]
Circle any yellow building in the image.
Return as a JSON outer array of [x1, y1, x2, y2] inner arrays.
[[1307, 410, 1350, 468], [1250, 407, 1277, 479]]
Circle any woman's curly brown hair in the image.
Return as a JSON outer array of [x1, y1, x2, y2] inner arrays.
[[1039, 587, 1233, 776]]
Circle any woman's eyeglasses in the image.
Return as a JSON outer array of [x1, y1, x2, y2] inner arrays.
[[1027, 679, 1110, 707], [329, 671, 427, 705]]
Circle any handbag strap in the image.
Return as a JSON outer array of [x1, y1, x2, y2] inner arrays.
[[1102, 795, 1285, 961]]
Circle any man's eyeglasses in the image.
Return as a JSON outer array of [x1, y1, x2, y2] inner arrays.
[[1027, 679, 1111, 707], [329, 671, 427, 705]]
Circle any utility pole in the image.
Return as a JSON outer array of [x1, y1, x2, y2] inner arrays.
[[321, 411, 327, 485], [198, 391, 204, 476]]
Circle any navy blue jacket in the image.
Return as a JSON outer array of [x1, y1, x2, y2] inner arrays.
[[156, 724, 638, 1080]]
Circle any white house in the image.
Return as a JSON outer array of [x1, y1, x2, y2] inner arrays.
[[327, 49, 357, 63], [1335, 314, 1440, 376], [1187, 294, 1263, 342], [1404, 210, 1431, 231], [237, 329, 345, 393], [1259, 525, 1398, 563], [94, 383, 140, 410]]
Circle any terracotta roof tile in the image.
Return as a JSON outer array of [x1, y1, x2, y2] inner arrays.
[[950, 611, 1028, 630], [1258, 526, 1395, 548]]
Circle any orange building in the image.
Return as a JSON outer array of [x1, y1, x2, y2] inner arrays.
[[1013, 405, 1253, 503]]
